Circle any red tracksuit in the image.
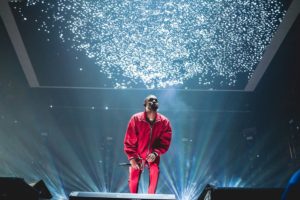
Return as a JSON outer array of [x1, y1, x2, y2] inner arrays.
[[124, 111, 172, 193]]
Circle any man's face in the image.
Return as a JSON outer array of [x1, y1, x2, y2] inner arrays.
[[145, 96, 159, 111]]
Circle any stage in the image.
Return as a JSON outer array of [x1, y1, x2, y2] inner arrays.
[[69, 192, 176, 200]]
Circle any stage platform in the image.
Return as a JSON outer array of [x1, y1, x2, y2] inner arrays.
[[69, 192, 176, 200]]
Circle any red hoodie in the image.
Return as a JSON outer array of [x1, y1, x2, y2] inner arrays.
[[124, 111, 172, 164]]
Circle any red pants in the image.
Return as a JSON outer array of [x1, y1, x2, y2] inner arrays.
[[128, 162, 159, 194]]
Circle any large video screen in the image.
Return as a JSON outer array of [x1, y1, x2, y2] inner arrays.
[[10, 0, 286, 90]]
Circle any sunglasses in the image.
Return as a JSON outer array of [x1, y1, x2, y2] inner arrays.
[[148, 98, 158, 102]]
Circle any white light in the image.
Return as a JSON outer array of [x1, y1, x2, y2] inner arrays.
[[17, 0, 285, 89], [106, 136, 113, 141], [41, 132, 48, 136]]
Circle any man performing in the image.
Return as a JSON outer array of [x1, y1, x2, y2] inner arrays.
[[123, 94, 172, 194]]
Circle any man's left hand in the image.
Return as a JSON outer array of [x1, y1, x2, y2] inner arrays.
[[146, 153, 157, 162]]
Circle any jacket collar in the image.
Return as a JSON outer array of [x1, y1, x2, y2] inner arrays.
[[142, 111, 161, 122]]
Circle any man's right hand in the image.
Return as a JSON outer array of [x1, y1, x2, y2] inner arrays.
[[130, 159, 140, 170]]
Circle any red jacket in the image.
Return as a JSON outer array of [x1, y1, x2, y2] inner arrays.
[[124, 111, 172, 164]]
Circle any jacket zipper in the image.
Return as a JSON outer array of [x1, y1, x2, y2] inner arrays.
[[148, 124, 153, 155], [143, 118, 159, 156]]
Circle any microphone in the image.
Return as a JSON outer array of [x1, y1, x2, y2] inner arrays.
[[119, 162, 131, 166]]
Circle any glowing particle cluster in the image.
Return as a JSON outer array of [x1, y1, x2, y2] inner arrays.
[[14, 0, 285, 89]]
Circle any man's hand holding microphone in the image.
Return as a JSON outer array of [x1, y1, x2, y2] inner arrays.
[[130, 152, 158, 170]]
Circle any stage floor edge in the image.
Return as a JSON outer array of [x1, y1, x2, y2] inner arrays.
[[69, 192, 176, 200]]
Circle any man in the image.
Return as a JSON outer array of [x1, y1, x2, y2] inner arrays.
[[281, 168, 300, 200], [123, 94, 172, 194]]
